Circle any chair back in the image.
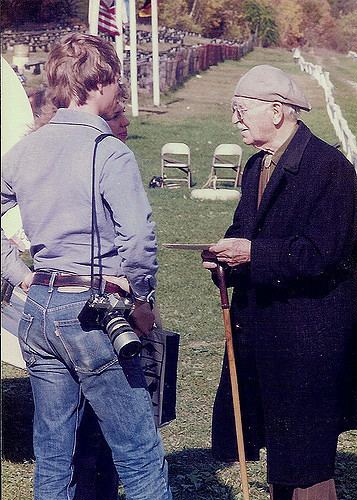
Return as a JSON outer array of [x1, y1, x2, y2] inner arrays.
[[213, 143, 242, 164], [161, 143, 190, 157], [160, 143, 191, 187]]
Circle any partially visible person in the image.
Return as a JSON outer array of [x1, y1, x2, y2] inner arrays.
[[203, 65, 356, 500], [29, 84, 130, 144], [107, 91, 130, 143], [27, 86, 47, 118], [108, 111, 130, 142], [2, 33, 171, 500]]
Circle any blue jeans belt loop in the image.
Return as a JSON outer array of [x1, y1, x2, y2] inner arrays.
[[48, 271, 58, 293]]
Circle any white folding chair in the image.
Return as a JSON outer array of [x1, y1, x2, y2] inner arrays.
[[205, 144, 243, 189], [160, 143, 192, 188]]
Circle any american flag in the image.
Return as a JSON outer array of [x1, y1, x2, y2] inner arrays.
[[98, 0, 120, 36]]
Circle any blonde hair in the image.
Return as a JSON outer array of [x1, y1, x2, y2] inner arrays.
[[45, 33, 121, 108]]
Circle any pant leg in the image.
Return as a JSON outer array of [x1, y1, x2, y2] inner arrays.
[[79, 357, 171, 500], [292, 479, 337, 500], [270, 484, 294, 500], [270, 480, 337, 500], [74, 401, 119, 500], [18, 290, 84, 500], [48, 288, 172, 500], [28, 357, 83, 500]]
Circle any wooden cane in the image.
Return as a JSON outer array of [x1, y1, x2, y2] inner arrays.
[[215, 263, 250, 500]]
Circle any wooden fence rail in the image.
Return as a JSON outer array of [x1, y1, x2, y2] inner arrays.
[[131, 39, 255, 94], [294, 52, 357, 170]]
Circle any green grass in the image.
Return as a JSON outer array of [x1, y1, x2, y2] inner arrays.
[[2, 47, 357, 499]]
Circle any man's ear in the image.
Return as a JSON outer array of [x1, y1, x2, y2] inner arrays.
[[97, 83, 104, 95], [272, 102, 283, 125]]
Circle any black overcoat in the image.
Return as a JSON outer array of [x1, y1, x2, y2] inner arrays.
[[212, 122, 357, 487]]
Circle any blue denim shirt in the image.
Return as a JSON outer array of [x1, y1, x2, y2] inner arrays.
[[1, 109, 158, 300]]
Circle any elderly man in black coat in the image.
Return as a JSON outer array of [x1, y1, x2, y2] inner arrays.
[[203, 65, 356, 500]]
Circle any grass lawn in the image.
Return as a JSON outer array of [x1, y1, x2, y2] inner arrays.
[[2, 47, 357, 499]]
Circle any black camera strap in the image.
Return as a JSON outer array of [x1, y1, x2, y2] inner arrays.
[[90, 133, 115, 297]]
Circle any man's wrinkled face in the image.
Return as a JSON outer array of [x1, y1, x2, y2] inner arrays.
[[231, 96, 275, 149]]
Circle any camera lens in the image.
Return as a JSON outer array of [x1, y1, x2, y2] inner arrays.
[[102, 311, 142, 359]]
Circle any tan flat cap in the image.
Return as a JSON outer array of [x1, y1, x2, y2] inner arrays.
[[234, 65, 311, 111]]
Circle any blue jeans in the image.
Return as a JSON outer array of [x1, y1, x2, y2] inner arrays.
[[18, 282, 172, 500]]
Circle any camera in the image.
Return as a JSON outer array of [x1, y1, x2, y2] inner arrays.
[[78, 293, 142, 359]]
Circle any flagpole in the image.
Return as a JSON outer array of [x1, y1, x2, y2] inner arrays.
[[129, 0, 139, 117], [88, 0, 100, 35], [115, 0, 124, 77], [151, 0, 160, 106]]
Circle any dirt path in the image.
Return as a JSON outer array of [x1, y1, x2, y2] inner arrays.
[[138, 47, 331, 125]]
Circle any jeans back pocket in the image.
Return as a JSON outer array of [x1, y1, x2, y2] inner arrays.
[[54, 318, 118, 374]]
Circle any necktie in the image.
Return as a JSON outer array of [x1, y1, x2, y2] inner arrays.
[[257, 154, 273, 207]]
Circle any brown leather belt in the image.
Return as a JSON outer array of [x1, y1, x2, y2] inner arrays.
[[32, 272, 127, 296]]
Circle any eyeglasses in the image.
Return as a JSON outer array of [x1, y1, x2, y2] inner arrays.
[[231, 101, 271, 122], [231, 104, 249, 122]]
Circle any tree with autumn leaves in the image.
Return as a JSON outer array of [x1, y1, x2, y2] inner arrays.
[[160, 0, 356, 51]]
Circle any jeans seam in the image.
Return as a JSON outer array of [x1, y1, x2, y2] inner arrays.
[[53, 324, 78, 370], [44, 287, 53, 309], [26, 295, 45, 312], [48, 300, 88, 313], [42, 309, 55, 354], [66, 385, 82, 500], [152, 436, 170, 495], [76, 357, 119, 374], [133, 375, 170, 496]]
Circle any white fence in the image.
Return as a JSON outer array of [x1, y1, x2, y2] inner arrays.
[[294, 52, 357, 171]]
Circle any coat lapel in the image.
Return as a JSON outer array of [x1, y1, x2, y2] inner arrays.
[[252, 122, 312, 235]]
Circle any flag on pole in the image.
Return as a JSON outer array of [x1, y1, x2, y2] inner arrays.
[[99, 0, 120, 36], [139, 0, 151, 18]]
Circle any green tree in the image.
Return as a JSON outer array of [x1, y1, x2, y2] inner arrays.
[[243, 0, 279, 46]]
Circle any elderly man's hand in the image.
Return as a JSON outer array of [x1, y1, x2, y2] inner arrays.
[[201, 250, 218, 270], [208, 238, 251, 267]]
